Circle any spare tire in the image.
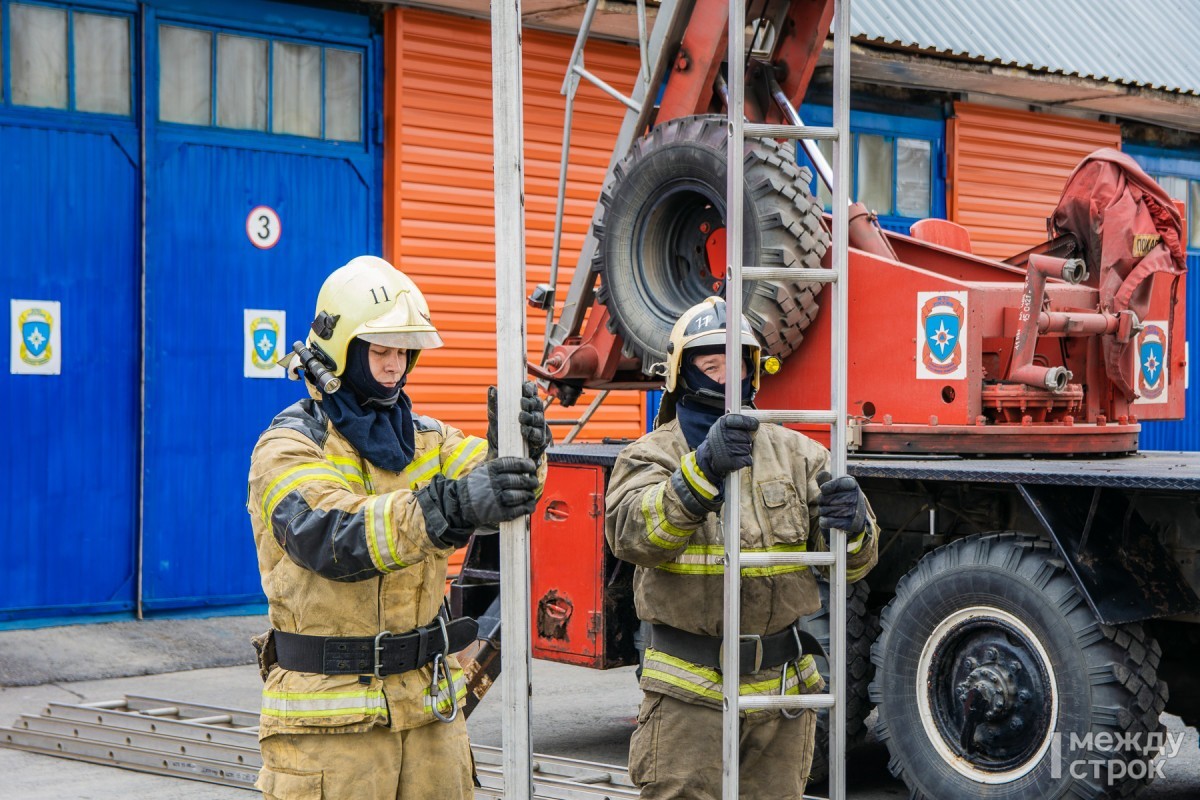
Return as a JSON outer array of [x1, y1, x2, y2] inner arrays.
[[593, 114, 830, 371]]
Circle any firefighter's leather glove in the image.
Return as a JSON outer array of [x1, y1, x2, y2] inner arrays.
[[418, 457, 539, 548], [487, 382, 552, 460], [695, 413, 760, 481], [816, 470, 868, 535]]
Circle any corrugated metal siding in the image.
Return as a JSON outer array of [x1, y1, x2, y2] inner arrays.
[[851, 0, 1200, 95], [947, 102, 1121, 260], [1140, 252, 1199, 451], [385, 9, 644, 441]]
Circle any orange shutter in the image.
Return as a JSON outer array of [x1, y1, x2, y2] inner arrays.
[[383, 9, 644, 442], [947, 102, 1120, 261]]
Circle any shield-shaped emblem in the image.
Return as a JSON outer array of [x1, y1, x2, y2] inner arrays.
[[1140, 339, 1164, 388], [924, 312, 959, 363], [23, 319, 50, 358], [254, 325, 278, 362]]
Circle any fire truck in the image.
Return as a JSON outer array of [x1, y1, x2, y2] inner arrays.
[[453, 0, 1198, 796]]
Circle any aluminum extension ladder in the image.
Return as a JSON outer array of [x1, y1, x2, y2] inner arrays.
[[719, 0, 853, 798]]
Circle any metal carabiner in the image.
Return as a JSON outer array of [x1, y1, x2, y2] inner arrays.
[[429, 616, 458, 723], [780, 624, 806, 720]]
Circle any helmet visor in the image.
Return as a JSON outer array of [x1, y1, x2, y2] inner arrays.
[[359, 330, 444, 350]]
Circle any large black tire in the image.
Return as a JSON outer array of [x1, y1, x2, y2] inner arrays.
[[801, 577, 880, 786], [593, 114, 830, 370], [871, 533, 1168, 799]]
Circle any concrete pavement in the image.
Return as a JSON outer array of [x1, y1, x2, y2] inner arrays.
[[1, 616, 1198, 798]]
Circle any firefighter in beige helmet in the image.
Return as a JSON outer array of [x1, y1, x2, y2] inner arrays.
[[247, 256, 549, 800], [605, 296, 879, 799]]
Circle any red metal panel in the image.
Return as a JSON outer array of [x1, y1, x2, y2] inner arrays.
[[530, 464, 607, 667]]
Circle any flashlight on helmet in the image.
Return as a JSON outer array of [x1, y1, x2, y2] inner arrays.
[[292, 341, 341, 394]]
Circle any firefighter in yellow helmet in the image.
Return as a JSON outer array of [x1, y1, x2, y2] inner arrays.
[[247, 256, 549, 800], [605, 297, 878, 799]]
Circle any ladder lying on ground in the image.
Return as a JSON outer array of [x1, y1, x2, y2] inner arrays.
[[0, 695, 639, 799]]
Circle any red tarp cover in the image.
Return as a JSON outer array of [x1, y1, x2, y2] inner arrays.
[[1051, 147, 1187, 401]]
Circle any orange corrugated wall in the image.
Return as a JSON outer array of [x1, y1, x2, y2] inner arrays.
[[382, 9, 644, 445], [947, 102, 1121, 261]]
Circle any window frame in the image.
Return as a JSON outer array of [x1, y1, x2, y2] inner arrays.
[[151, 15, 368, 152], [798, 104, 947, 232], [0, 0, 136, 124], [1125, 144, 1200, 254]]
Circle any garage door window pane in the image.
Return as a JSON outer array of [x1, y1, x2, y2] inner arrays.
[[11, 4, 68, 109], [1158, 175, 1187, 203], [857, 133, 893, 215], [217, 34, 267, 131], [273, 42, 320, 138], [160, 26, 212, 125], [324, 49, 361, 142], [75, 13, 131, 115], [896, 137, 931, 218]]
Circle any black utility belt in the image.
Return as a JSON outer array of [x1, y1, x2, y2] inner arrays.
[[274, 617, 479, 678], [649, 621, 824, 675]]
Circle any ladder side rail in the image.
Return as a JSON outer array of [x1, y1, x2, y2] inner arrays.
[[543, 0, 602, 361], [720, 0, 748, 792], [492, 0, 534, 794], [828, 0, 852, 795]]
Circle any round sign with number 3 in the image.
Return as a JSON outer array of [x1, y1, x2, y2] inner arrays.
[[246, 206, 281, 250]]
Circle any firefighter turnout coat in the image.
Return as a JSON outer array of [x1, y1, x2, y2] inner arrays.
[[248, 386, 512, 738], [605, 418, 878, 710]]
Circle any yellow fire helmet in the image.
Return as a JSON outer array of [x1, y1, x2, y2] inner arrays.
[[663, 296, 763, 394], [306, 255, 444, 377]]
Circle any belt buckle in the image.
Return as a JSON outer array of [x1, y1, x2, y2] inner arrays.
[[373, 630, 392, 679], [719, 634, 763, 674]]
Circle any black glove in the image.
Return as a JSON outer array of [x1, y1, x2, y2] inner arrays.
[[695, 413, 760, 481], [418, 457, 540, 548], [487, 382, 552, 460], [815, 470, 868, 534]]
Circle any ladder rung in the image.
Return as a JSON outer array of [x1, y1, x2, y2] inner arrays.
[[742, 267, 836, 283], [743, 123, 838, 141], [547, 419, 584, 425], [738, 693, 836, 711], [743, 409, 838, 425], [740, 551, 835, 567]]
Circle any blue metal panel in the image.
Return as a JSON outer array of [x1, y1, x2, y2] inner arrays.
[[140, 4, 380, 612], [1127, 145, 1198, 451], [0, 122, 139, 622], [646, 390, 662, 431]]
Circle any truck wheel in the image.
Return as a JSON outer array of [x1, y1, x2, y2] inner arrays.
[[801, 577, 880, 786], [871, 533, 1168, 799], [593, 114, 829, 370]]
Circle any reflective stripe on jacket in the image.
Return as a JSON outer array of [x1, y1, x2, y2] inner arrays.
[[605, 419, 878, 712], [248, 388, 494, 737]]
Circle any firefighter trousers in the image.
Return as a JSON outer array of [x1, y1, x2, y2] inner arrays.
[[256, 715, 473, 800], [628, 691, 816, 800]]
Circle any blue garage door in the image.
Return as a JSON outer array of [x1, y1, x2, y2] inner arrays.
[[140, 1, 380, 611], [0, 2, 140, 623]]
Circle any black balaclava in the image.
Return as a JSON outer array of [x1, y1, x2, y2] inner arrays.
[[319, 338, 416, 472], [675, 345, 756, 450]]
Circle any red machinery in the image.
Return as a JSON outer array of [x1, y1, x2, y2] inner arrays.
[[531, 0, 1188, 456]]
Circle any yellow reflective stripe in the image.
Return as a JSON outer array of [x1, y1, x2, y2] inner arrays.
[[404, 449, 440, 489], [326, 456, 366, 487], [261, 689, 387, 719], [655, 543, 809, 575], [442, 437, 486, 480], [681, 452, 719, 500], [642, 484, 690, 551], [368, 494, 406, 573], [643, 649, 812, 707], [847, 529, 866, 555], [261, 463, 351, 523]]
